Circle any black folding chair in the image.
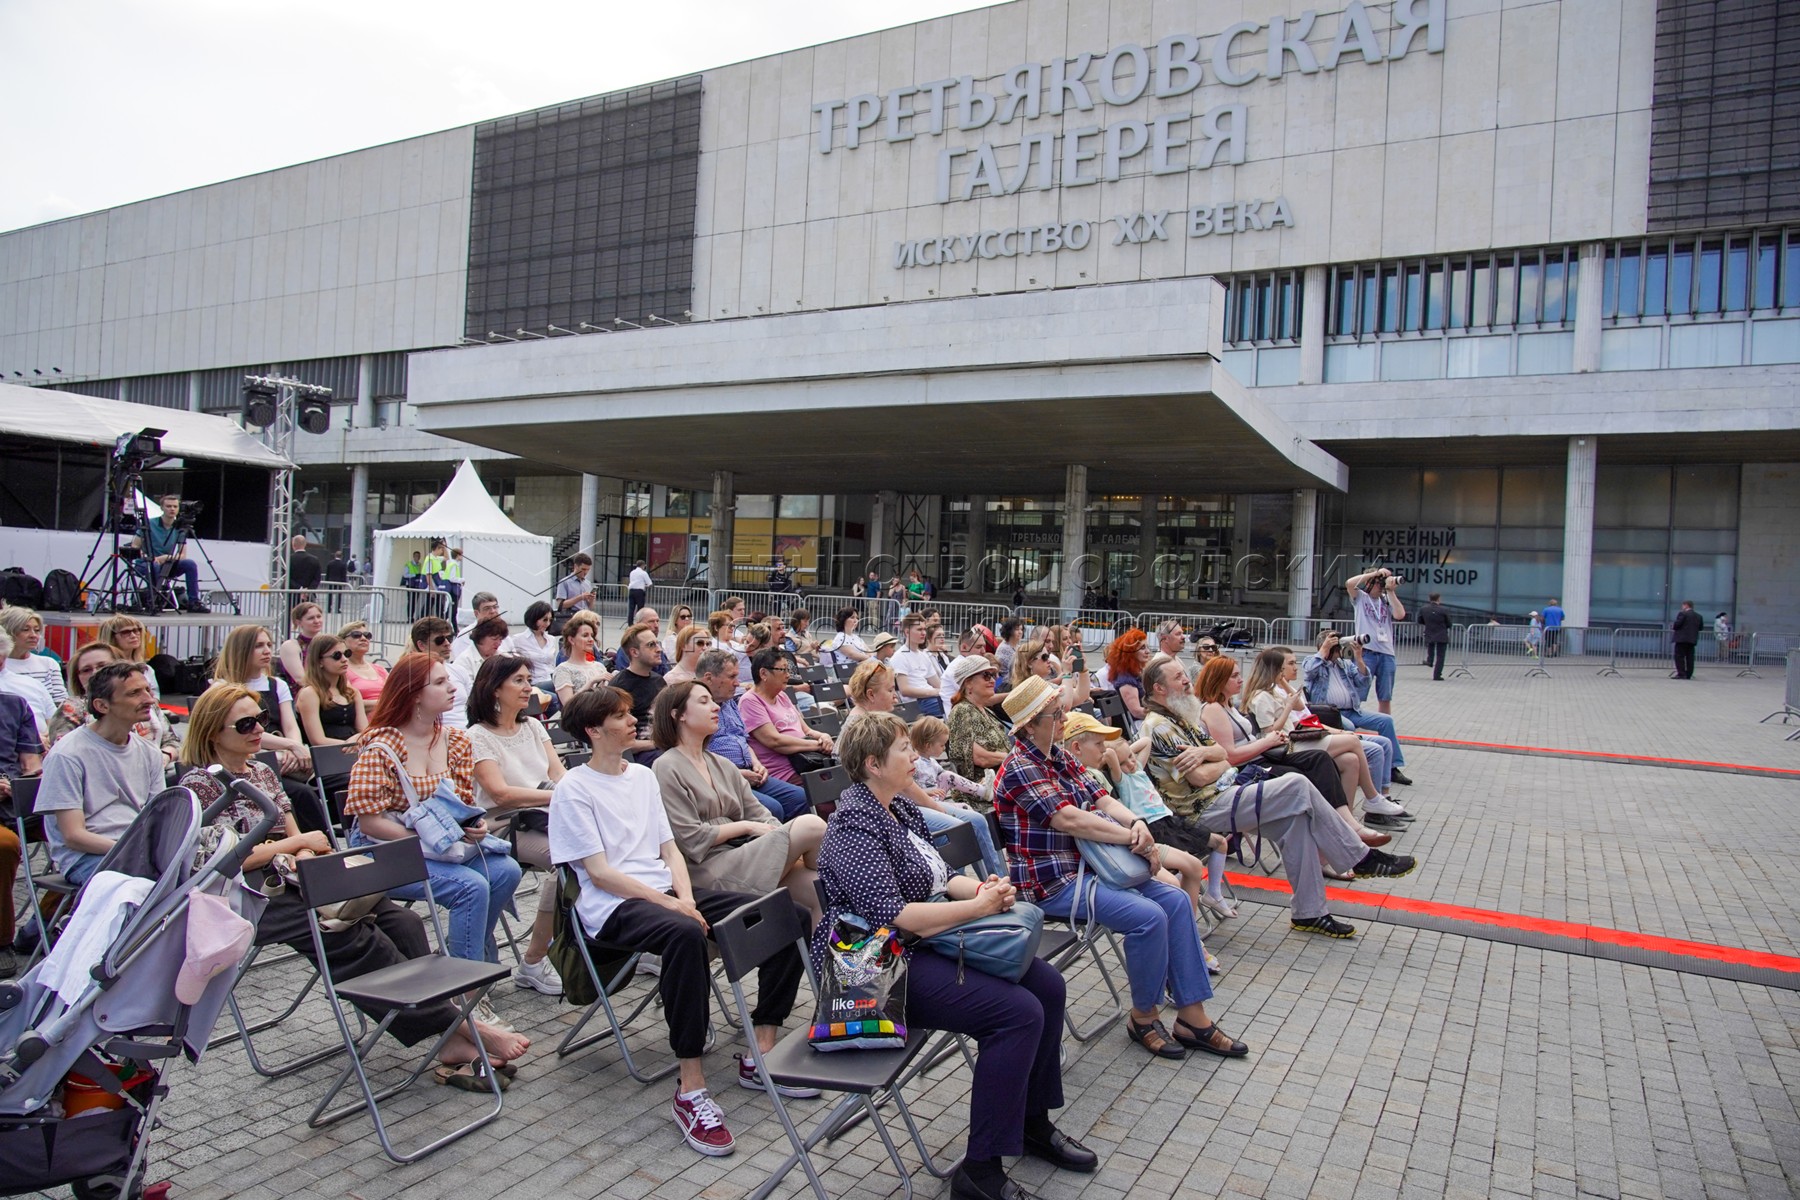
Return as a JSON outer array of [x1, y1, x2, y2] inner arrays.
[[800, 765, 851, 816], [552, 866, 717, 1081], [298, 837, 511, 1163], [798, 665, 832, 685], [832, 662, 855, 681], [808, 709, 845, 738], [1093, 689, 1133, 735], [894, 700, 922, 723], [308, 743, 360, 847], [715, 892, 959, 1200], [811, 680, 847, 708], [9, 776, 75, 968]]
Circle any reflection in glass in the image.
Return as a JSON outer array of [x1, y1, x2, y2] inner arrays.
[[1644, 246, 1667, 315]]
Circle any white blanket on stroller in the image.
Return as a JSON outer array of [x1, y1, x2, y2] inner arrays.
[[36, 870, 154, 1005]]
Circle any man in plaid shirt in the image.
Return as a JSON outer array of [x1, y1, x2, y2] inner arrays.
[[991, 676, 1249, 1062]]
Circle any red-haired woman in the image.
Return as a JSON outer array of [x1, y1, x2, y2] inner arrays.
[[343, 653, 522, 971], [1104, 628, 1152, 724]]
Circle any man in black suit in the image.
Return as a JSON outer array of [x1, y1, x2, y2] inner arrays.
[[1671, 601, 1702, 679], [1418, 592, 1452, 680], [288, 535, 322, 595]]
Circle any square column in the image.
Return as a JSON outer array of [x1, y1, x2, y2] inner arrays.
[[1288, 488, 1318, 620], [709, 470, 734, 590], [578, 473, 600, 559], [964, 495, 987, 593], [1059, 463, 1089, 617], [1299, 266, 1328, 385], [1561, 437, 1597, 628], [1133, 493, 1160, 604], [350, 464, 370, 571]]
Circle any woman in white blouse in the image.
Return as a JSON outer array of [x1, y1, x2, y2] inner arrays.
[[1240, 647, 1388, 812], [510, 601, 560, 692]]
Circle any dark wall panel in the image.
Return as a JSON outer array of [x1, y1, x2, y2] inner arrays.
[[465, 77, 702, 337], [1649, 0, 1800, 230]]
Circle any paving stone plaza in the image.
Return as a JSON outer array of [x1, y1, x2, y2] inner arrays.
[[66, 660, 1795, 1200]]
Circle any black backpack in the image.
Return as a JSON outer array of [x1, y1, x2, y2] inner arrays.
[[1, 568, 44, 609], [41, 569, 82, 612]]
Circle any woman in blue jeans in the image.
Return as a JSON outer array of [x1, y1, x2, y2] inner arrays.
[[992, 676, 1249, 1062], [816, 710, 1094, 1200], [343, 653, 521, 970]]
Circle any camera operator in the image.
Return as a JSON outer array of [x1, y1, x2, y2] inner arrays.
[[1346, 567, 1404, 716], [132, 494, 209, 614], [1302, 630, 1415, 795]]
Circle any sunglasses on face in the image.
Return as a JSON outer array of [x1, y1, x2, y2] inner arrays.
[[345, 631, 371, 640], [1197, 644, 1218, 652], [431, 635, 452, 646], [231, 715, 263, 735], [323, 651, 347, 661]]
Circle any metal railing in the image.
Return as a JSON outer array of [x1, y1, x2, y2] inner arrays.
[[1010, 607, 1135, 650]]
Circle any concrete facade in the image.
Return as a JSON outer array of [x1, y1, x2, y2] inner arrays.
[[1735, 464, 1800, 635]]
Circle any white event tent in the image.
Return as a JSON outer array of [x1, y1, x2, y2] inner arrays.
[[371, 460, 552, 629]]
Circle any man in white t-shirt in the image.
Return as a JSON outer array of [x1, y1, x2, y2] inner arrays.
[[547, 685, 813, 1160], [891, 615, 943, 717], [1347, 566, 1405, 717]]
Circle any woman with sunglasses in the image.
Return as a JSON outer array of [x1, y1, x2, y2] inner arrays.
[[663, 625, 712, 685], [337, 621, 388, 706], [1017, 635, 1092, 711], [177, 685, 531, 1083], [662, 605, 694, 662], [295, 634, 368, 748], [510, 601, 559, 693]]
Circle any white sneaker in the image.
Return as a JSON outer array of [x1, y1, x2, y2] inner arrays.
[[1198, 893, 1238, 920], [514, 955, 563, 996], [474, 996, 515, 1031], [1363, 794, 1409, 816], [636, 954, 662, 978]]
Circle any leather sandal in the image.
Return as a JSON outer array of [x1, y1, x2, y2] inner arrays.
[[1171, 1019, 1249, 1058], [1126, 1017, 1186, 1059]]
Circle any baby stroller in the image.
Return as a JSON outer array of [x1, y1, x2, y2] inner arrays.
[[0, 772, 279, 1200]]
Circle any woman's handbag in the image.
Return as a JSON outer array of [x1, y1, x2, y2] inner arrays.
[[1075, 820, 1153, 891], [788, 749, 834, 776], [1286, 715, 1332, 743], [1308, 703, 1347, 730], [810, 914, 909, 1051], [918, 901, 1044, 984]]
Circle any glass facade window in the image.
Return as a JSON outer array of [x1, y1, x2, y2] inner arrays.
[[1320, 246, 1577, 342], [1602, 227, 1797, 321], [1222, 269, 1304, 344]]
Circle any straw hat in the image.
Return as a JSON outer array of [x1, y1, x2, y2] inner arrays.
[[1001, 674, 1058, 726], [945, 654, 997, 690]]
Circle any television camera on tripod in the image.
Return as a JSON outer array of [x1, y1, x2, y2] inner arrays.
[[78, 428, 237, 615]]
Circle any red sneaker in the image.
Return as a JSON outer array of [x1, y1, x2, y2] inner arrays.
[[672, 1088, 735, 1156]]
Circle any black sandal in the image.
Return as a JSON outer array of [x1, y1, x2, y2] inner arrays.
[[1127, 1017, 1187, 1060], [1171, 1019, 1249, 1058]]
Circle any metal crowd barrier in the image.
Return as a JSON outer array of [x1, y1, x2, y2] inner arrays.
[[1010, 606, 1135, 650]]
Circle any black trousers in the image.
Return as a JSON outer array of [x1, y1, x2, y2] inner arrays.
[[1424, 641, 1448, 678], [1674, 642, 1696, 678], [628, 588, 646, 615], [1264, 747, 1348, 809], [598, 888, 806, 1059], [256, 894, 458, 1046]]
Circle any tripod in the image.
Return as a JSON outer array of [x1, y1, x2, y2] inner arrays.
[[77, 483, 159, 614], [182, 532, 239, 615]]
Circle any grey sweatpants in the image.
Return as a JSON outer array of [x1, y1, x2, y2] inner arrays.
[[1195, 774, 1365, 920]]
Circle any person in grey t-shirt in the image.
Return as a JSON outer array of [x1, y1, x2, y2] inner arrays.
[[37, 663, 166, 882], [555, 552, 599, 617]]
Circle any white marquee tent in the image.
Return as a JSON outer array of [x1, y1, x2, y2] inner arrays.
[[371, 460, 552, 629]]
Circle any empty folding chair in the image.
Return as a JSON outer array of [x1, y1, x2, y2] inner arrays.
[[800, 765, 851, 817], [714, 892, 960, 1200], [298, 837, 512, 1164], [308, 743, 360, 845], [812, 680, 847, 708], [894, 700, 922, 723], [808, 709, 845, 738], [832, 662, 855, 681], [798, 665, 832, 685]]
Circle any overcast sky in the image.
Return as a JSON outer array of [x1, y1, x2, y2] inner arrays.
[[0, 0, 1001, 233]]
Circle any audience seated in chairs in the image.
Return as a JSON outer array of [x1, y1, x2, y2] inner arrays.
[[178, 684, 530, 1084], [650, 680, 825, 928], [816, 711, 1097, 1200], [35, 662, 164, 895], [608, 622, 667, 758], [1138, 656, 1413, 940], [343, 654, 523, 1003], [1014, 634, 1092, 711], [552, 612, 609, 708], [337, 620, 389, 707], [0, 689, 42, 977], [841, 658, 1008, 880], [662, 605, 695, 662], [891, 615, 945, 718], [0, 625, 56, 740], [450, 616, 510, 701], [451, 593, 502, 660], [1195, 656, 1393, 865], [277, 601, 327, 690], [407, 616, 471, 732], [818, 606, 872, 667], [739, 649, 833, 786], [664, 625, 713, 685], [296, 634, 369, 749], [1154, 620, 1188, 662], [214, 624, 318, 807], [1, 608, 68, 708], [466, 654, 566, 996], [509, 601, 560, 695], [1241, 646, 1399, 823], [993, 674, 1248, 1063], [46, 641, 180, 771], [548, 684, 813, 1159], [693, 650, 809, 821]]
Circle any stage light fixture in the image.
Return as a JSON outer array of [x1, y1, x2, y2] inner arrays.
[[242, 379, 279, 427], [297, 391, 331, 434]]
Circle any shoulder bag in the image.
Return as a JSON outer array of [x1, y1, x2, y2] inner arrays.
[[364, 740, 510, 864], [917, 900, 1044, 984]]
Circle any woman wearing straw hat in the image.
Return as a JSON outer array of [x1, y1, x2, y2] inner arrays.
[[992, 674, 1248, 1063]]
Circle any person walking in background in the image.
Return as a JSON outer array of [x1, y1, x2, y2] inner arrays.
[[1713, 612, 1733, 661], [1671, 601, 1702, 679], [1418, 592, 1451, 681], [627, 559, 652, 615], [1524, 611, 1543, 657], [1542, 598, 1565, 657]]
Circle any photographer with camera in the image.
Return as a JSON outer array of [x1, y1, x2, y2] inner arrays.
[[1346, 567, 1404, 716], [131, 494, 209, 613], [1302, 629, 1416, 812]]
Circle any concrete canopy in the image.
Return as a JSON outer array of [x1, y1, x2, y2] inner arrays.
[[409, 279, 1347, 497]]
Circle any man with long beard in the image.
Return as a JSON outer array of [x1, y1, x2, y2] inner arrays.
[[1138, 655, 1416, 939]]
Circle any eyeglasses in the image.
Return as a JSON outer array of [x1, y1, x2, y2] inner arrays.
[[694, 638, 713, 648], [1197, 643, 1218, 652], [116, 627, 143, 636], [766, 666, 791, 675], [1036, 652, 1054, 662], [323, 650, 347, 661], [231, 715, 263, 735], [430, 635, 452, 646]]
